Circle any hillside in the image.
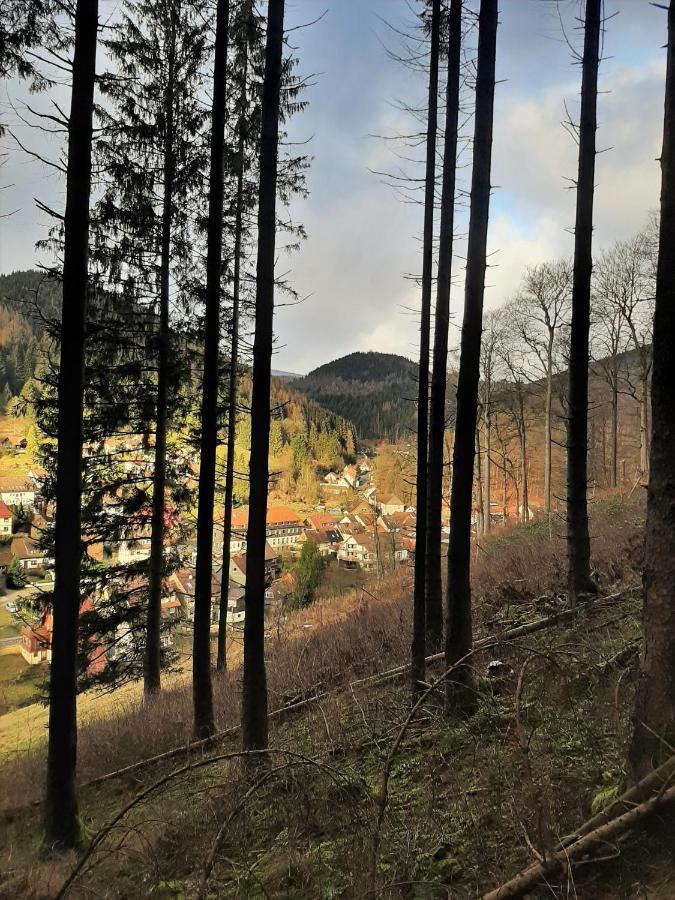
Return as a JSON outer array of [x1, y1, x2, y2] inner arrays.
[[0, 270, 61, 404], [291, 351, 420, 441], [2, 496, 664, 898]]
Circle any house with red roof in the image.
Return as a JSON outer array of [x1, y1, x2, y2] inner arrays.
[[0, 500, 12, 537]]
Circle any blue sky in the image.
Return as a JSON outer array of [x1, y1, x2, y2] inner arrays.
[[0, 1, 668, 373]]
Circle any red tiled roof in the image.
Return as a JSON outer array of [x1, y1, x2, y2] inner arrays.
[[0, 501, 12, 519]]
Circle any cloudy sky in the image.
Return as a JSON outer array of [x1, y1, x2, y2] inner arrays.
[[0, 1, 668, 374]]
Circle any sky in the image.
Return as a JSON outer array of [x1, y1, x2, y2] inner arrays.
[[0, 0, 669, 375]]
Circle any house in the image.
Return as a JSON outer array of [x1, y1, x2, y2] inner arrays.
[[302, 527, 343, 557], [374, 493, 406, 516], [342, 464, 359, 488], [20, 600, 107, 672], [216, 506, 304, 555], [0, 477, 36, 509], [11, 535, 52, 572], [0, 434, 27, 452], [338, 532, 408, 570], [305, 513, 339, 532], [20, 611, 53, 665], [171, 568, 221, 625], [0, 500, 12, 536], [345, 498, 373, 518], [229, 542, 280, 586]]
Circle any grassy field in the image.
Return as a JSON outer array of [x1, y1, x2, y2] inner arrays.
[[0, 653, 47, 717]]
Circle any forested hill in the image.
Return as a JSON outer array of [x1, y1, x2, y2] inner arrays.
[[290, 351, 420, 441], [0, 270, 61, 404]]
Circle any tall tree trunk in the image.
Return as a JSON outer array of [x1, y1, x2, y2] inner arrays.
[[242, 0, 284, 753], [630, 0, 675, 779], [483, 414, 491, 532], [44, 0, 98, 850], [566, 0, 601, 604], [193, 0, 230, 739], [610, 369, 618, 488], [412, 0, 441, 688], [424, 0, 462, 674], [217, 25, 248, 673], [520, 416, 529, 524], [475, 424, 484, 538], [639, 372, 649, 477], [445, 0, 497, 715], [544, 339, 553, 514], [145, 17, 176, 696]]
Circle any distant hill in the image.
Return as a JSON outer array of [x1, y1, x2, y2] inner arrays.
[[272, 369, 303, 380], [0, 270, 61, 404], [291, 351, 420, 441]]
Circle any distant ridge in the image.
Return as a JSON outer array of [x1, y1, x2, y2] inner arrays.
[[290, 351, 419, 441], [271, 369, 303, 380]]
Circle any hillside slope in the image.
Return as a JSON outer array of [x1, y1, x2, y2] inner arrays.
[[291, 351, 420, 441]]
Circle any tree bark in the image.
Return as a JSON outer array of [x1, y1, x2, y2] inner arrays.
[[217, 17, 249, 673], [610, 368, 618, 488], [520, 419, 529, 524], [44, 0, 98, 850], [543, 338, 553, 514], [424, 0, 461, 671], [483, 415, 491, 532], [144, 11, 177, 695], [242, 0, 284, 753], [193, 0, 230, 738], [639, 372, 649, 478], [412, 0, 441, 689], [566, 0, 601, 604], [630, 0, 675, 779], [445, 0, 497, 715]]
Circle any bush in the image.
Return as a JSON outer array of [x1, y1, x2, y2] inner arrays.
[[6, 554, 26, 589]]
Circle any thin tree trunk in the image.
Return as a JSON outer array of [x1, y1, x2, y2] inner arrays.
[[145, 18, 176, 696], [483, 414, 491, 532], [543, 340, 553, 514], [44, 0, 98, 850], [475, 424, 484, 539], [445, 0, 498, 715], [610, 370, 618, 488], [217, 26, 248, 673], [412, 0, 441, 688], [639, 372, 649, 477], [242, 0, 284, 753], [193, 0, 230, 739], [630, 0, 675, 779], [520, 419, 529, 524], [566, 0, 601, 604], [425, 0, 462, 670]]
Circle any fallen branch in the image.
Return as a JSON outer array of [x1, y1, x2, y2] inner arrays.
[[482, 760, 675, 899]]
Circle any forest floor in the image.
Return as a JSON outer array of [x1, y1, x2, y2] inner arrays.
[[2, 493, 672, 899]]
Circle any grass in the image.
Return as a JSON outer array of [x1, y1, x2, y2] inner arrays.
[[0, 654, 47, 717], [0, 494, 656, 898]]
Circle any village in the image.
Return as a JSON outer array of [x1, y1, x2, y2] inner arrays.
[[0, 433, 427, 698]]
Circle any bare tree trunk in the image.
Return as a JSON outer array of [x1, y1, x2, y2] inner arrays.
[[445, 0, 497, 715], [520, 420, 529, 524], [543, 340, 553, 514], [630, 0, 675, 779], [475, 424, 484, 539], [566, 0, 601, 604], [217, 26, 248, 673], [425, 0, 462, 666], [412, 0, 440, 687], [610, 370, 618, 488], [192, 0, 230, 739], [639, 372, 649, 478], [145, 14, 177, 695], [44, 0, 97, 850], [242, 0, 284, 753], [483, 415, 491, 532]]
